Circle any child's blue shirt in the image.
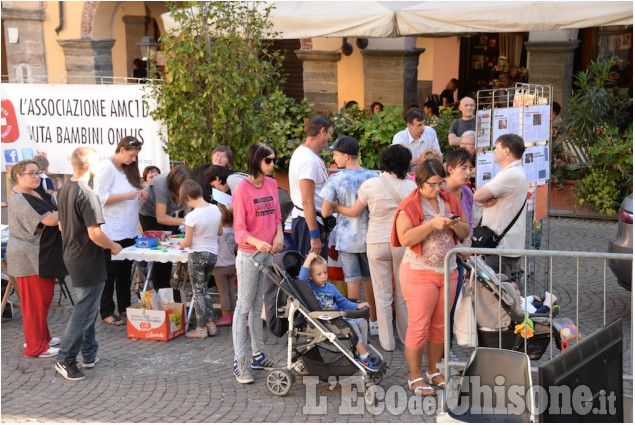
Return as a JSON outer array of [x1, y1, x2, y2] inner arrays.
[[299, 266, 358, 311]]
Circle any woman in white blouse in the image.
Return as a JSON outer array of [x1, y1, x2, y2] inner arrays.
[[93, 136, 143, 326]]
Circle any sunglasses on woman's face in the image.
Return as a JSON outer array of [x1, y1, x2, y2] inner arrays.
[[263, 157, 277, 165]]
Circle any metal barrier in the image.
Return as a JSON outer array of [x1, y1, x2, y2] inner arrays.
[[442, 247, 633, 382]]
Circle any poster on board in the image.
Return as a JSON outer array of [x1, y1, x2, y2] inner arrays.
[[492, 107, 522, 143], [1, 84, 170, 175], [1, 87, 41, 169], [475, 145, 550, 187], [522, 105, 551, 143], [476, 109, 491, 148]]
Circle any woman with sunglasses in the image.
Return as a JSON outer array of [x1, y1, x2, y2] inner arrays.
[[93, 136, 143, 326], [391, 158, 470, 396], [6, 160, 67, 357], [231, 142, 283, 384]]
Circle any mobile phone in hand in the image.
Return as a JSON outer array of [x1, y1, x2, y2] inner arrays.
[[449, 214, 460, 220]]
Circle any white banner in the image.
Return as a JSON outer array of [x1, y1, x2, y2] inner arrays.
[[1, 83, 170, 175]]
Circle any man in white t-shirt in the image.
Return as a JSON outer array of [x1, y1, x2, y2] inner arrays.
[[391, 107, 441, 172], [474, 133, 527, 278], [288, 114, 333, 257]]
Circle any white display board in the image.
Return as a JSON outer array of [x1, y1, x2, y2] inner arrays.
[[1, 83, 170, 175]]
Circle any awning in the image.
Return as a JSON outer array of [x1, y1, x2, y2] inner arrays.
[[161, 1, 633, 39], [396, 1, 633, 36]]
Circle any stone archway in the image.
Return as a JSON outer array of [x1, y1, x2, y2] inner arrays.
[[80, 1, 99, 38]]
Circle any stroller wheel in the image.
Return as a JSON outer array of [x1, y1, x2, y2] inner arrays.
[[266, 369, 294, 397], [364, 382, 377, 406], [371, 370, 384, 385]]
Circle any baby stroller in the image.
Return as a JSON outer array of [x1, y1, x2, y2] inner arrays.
[[457, 256, 575, 360], [252, 251, 386, 404]]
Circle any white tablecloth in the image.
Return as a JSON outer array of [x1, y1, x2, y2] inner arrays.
[[111, 245, 189, 263]]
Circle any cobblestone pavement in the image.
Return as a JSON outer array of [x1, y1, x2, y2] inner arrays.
[[1, 218, 632, 423]]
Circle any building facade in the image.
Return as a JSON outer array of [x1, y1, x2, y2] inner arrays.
[[2, 1, 631, 114]]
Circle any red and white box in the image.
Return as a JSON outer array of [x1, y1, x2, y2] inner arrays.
[[126, 301, 185, 341]]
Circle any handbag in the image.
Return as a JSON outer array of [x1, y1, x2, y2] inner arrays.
[[471, 197, 527, 248], [321, 214, 337, 234], [454, 282, 477, 347]]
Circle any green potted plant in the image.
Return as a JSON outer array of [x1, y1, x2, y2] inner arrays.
[[559, 58, 632, 215]]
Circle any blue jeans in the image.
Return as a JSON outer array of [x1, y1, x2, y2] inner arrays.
[[58, 282, 105, 364], [232, 251, 272, 361]]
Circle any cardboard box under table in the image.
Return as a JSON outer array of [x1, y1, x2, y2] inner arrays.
[[127, 301, 185, 341]]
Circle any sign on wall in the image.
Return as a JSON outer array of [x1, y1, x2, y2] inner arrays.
[[1, 84, 170, 175]]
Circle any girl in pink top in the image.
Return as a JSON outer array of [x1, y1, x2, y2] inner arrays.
[[231, 142, 284, 384]]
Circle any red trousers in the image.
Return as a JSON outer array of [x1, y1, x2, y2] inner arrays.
[[17, 275, 55, 357]]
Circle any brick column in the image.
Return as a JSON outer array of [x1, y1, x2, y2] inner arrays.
[[524, 40, 580, 110], [295, 50, 341, 114], [122, 15, 150, 78], [362, 48, 425, 108], [1, 4, 47, 82], [57, 39, 116, 84]]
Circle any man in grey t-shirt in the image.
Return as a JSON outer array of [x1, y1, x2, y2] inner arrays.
[[56, 147, 122, 382], [448, 97, 476, 146]]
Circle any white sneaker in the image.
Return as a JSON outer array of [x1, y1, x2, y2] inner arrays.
[[369, 321, 379, 336], [81, 355, 100, 369], [24, 337, 61, 349], [38, 347, 59, 358]]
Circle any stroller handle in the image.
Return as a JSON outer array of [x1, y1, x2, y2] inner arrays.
[[249, 250, 272, 266]]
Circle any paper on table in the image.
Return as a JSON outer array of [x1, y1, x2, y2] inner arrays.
[[212, 188, 232, 206]]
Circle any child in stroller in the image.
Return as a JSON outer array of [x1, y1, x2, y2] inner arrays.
[[458, 256, 569, 360], [254, 250, 385, 402], [299, 253, 381, 372]]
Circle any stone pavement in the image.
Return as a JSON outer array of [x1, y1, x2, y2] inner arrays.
[[1, 217, 632, 423]]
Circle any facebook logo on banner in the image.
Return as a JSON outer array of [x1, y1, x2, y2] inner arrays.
[[21, 148, 35, 160], [4, 149, 18, 164]]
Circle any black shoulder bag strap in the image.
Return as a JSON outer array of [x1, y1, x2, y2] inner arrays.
[[497, 196, 527, 240]]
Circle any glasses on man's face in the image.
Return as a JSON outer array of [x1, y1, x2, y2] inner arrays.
[[425, 180, 446, 189], [264, 157, 277, 165], [21, 172, 40, 178]]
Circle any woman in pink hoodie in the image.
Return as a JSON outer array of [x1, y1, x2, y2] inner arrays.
[[230, 142, 284, 384]]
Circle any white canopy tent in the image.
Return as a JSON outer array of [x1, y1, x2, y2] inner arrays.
[[161, 1, 633, 38]]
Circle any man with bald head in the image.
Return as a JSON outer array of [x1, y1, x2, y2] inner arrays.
[[448, 97, 476, 147]]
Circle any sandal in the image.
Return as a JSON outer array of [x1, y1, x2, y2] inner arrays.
[[408, 377, 435, 396], [103, 315, 124, 326], [186, 327, 208, 339], [426, 371, 446, 389]]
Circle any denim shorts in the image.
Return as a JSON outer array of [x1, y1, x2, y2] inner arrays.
[[339, 251, 371, 282]]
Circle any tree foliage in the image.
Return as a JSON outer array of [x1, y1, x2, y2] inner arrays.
[[147, 1, 293, 169]]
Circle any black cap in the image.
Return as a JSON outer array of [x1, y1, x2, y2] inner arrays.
[[330, 136, 359, 155]]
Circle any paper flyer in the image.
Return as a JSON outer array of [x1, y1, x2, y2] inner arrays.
[[212, 188, 233, 206], [492, 107, 522, 143], [523, 145, 550, 184], [476, 109, 492, 148], [475, 152, 501, 188], [523, 105, 551, 143]]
